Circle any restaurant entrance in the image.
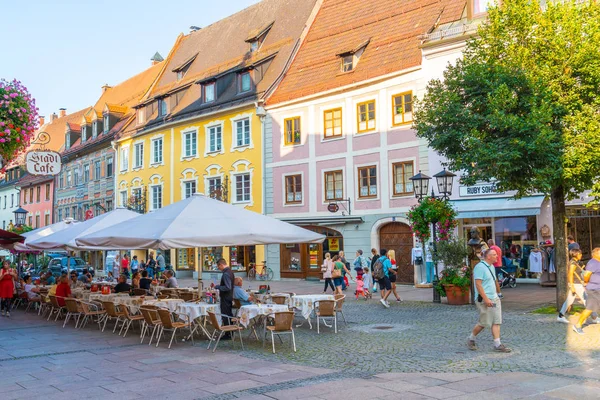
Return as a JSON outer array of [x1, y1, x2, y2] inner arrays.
[[280, 226, 341, 280]]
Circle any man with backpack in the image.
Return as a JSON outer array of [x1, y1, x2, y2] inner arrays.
[[373, 249, 392, 308]]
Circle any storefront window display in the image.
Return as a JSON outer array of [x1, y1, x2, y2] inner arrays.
[[201, 247, 223, 271], [494, 216, 538, 278], [229, 245, 255, 272], [177, 248, 195, 270]]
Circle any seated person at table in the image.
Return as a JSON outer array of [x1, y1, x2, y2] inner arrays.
[[131, 272, 141, 289], [43, 271, 56, 285], [69, 272, 79, 288], [113, 275, 131, 293], [233, 277, 254, 306], [55, 275, 72, 306], [23, 275, 41, 302], [106, 271, 115, 282], [139, 270, 152, 290], [78, 270, 91, 284], [163, 270, 178, 288]]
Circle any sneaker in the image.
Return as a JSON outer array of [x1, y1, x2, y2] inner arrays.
[[557, 315, 569, 324], [572, 325, 584, 335], [494, 344, 511, 353], [6, 312, 10, 318], [396, 298, 402, 302], [1, 310, 4, 316], [588, 318, 600, 324], [467, 339, 477, 351], [380, 299, 387, 307]]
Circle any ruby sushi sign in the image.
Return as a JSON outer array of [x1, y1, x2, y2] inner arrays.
[[25, 150, 62, 175]]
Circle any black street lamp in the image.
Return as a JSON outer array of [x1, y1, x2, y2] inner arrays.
[[13, 207, 28, 227], [409, 168, 456, 303]]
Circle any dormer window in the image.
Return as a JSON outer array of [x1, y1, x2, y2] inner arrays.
[[137, 108, 145, 125], [337, 39, 370, 73], [246, 21, 273, 53], [239, 71, 252, 93], [92, 121, 98, 138], [173, 53, 197, 82], [103, 114, 109, 133], [204, 82, 215, 103], [66, 133, 71, 149], [468, 0, 493, 18], [158, 99, 168, 117], [81, 126, 87, 143]]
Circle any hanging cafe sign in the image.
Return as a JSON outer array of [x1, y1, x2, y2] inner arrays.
[[25, 131, 62, 176]]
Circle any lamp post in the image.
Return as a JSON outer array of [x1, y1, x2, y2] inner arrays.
[[13, 207, 28, 227], [409, 168, 456, 303]]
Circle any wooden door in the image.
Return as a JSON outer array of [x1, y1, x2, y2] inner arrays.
[[379, 222, 414, 284]]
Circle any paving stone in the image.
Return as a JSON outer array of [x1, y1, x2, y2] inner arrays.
[[409, 385, 466, 399], [203, 379, 265, 394]]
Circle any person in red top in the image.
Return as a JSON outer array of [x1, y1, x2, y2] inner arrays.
[[121, 254, 130, 278], [0, 260, 17, 317], [55, 275, 72, 307], [487, 239, 504, 278]]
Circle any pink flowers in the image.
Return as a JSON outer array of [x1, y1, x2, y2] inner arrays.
[[0, 78, 38, 163]]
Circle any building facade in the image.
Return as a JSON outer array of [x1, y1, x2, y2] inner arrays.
[[115, 0, 320, 279], [18, 174, 53, 229], [264, 0, 471, 283]]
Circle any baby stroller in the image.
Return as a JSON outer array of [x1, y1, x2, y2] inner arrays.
[[499, 265, 517, 289]]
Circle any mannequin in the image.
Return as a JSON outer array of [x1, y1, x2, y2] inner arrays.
[[411, 243, 424, 284]]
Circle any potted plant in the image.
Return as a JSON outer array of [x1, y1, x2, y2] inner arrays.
[[434, 237, 471, 305]]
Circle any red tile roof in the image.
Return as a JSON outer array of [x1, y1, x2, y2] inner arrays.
[[268, 0, 466, 105]]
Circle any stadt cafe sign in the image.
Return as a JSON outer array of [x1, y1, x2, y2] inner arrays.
[[25, 150, 62, 176]]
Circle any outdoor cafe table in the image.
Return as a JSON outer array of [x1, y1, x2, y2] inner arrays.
[[142, 298, 184, 313], [238, 304, 289, 327], [253, 292, 291, 305], [176, 302, 219, 338], [291, 294, 335, 328]]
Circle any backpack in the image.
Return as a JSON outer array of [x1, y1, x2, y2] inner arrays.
[[373, 258, 385, 280]]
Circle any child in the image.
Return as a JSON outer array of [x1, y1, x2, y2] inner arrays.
[[362, 267, 372, 299], [355, 275, 366, 300]]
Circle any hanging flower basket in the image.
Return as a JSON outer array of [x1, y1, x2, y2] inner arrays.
[[0, 79, 38, 169], [406, 197, 458, 243]]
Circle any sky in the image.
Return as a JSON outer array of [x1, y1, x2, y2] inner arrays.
[[0, 0, 260, 120]]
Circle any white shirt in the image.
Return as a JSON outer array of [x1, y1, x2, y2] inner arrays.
[[411, 248, 423, 264]]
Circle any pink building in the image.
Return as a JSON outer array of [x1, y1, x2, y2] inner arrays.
[[18, 174, 54, 229]]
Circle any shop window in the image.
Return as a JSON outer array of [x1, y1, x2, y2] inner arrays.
[[324, 108, 342, 139], [324, 170, 343, 201], [201, 247, 223, 271], [392, 161, 414, 196], [357, 100, 376, 133], [392, 92, 413, 126], [177, 248, 195, 270], [358, 165, 377, 198], [229, 245, 255, 272], [285, 175, 302, 204], [284, 117, 301, 146], [493, 216, 538, 278], [282, 243, 302, 273]]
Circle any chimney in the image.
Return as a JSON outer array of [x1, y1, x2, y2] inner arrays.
[[101, 84, 112, 93], [50, 112, 58, 122], [151, 52, 164, 66], [39, 116, 45, 126], [59, 108, 67, 118]]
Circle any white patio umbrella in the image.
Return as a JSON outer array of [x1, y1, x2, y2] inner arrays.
[[13, 219, 81, 252], [75, 194, 325, 250], [27, 208, 141, 251]]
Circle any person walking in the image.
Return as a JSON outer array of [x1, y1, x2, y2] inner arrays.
[[146, 252, 156, 278], [487, 239, 503, 278], [156, 251, 166, 277], [332, 255, 352, 295], [121, 254, 130, 278], [557, 248, 588, 323], [567, 235, 580, 251], [0, 261, 17, 317], [373, 249, 392, 308], [353, 250, 367, 279], [130, 255, 139, 275], [572, 247, 600, 334], [214, 258, 235, 332], [113, 255, 121, 278], [467, 248, 511, 352], [322, 253, 335, 293], [370, 248, 380, 293], [387, 250, 402, 302], [339, 250, 349, 290]]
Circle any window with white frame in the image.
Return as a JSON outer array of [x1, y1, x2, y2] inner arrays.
[[151, 137, 163, 164], [81, 126, 87, 142], [183, 181, 196, 199], [103, 114, 110, 133], [207, 177, 221, 195], [151, 185, 163, 210], [106, 157, 113, 177], [239, 72, 251, 92], [183, 130, 197, 157], [204, 83, 215, 103], [208, 125, 222, 153], [94, 160, 101, 180], [120, 147, 129, 171], [74, 168, 79, 186], [134, 143, 144, 168], [137, 108, 145, 125], [120, 191, 128, 207], [235, 118, 250, 147], [158, 99, 168, 116], [235, 173, 251, 202], [83, 164, 90, 183], [92, 121, 98, 137]]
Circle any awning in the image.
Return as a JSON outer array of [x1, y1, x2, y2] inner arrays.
[[451, 196, 545, 219], [280, 216, 364, 226]]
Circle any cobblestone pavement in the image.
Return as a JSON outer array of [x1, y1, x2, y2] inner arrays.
[[1, 285, 598, 399]]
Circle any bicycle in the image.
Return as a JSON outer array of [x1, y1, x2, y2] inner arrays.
[[247, 261, 274, 281]]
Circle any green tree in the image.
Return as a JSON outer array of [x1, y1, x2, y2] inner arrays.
[[414, 0, 600, 306]]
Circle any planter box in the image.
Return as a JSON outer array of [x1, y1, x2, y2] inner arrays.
[[444, 284, 470, 305]]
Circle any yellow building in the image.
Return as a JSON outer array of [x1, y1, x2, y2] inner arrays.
[[115, 0, 320, 279]]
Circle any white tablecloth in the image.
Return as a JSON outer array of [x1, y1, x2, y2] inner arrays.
[[254, 293, 291, 305], [143, 298, 184, 313], [238, 304, 289, 327], [291, 294, 334, 320], [87, 293, 131, 303], [177, 302, 219, 321]]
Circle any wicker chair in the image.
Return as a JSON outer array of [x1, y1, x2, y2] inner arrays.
[[178, 291, 196, 302], [101, 301, 127, 333], [47, 295, 66, 321], [232, 299, 242, 317], [63, 298, 83, 328], [155, 309, 194, 348], [79, 301, 106, 330], [132, 288, 148, 296], [206, 312, 244, 353], [315, 300, 337, 334], [270, 295, 287, 305], [25, 294, 42, 314], [265, 311, 296, 354], [120, 306, 145, 337], [140, 306, 162, 345], [334, 294, 347, 325]]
